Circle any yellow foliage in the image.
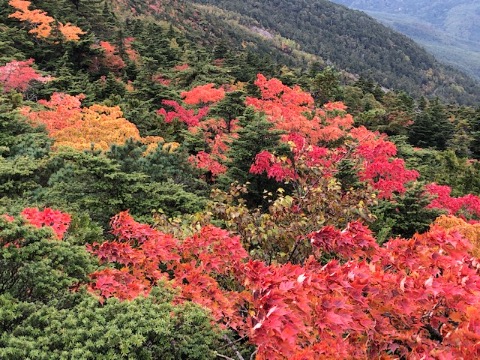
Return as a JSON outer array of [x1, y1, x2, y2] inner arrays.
[[24, 95, 164, 154], [433, 215, 480, 257], [162, 142, 180, 153], [54, 105, 142, 151], [141, 136, 165, 155]]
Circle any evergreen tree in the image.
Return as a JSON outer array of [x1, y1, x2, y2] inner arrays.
[[371, 183, 441, 243], [408, 98, 454, 150], [220, 108, 288, 207], [311, 66, 342, 105]]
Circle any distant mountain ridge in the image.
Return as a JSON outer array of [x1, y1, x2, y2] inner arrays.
[[137, 0, 480, 104], [331, 0, 480, 80]]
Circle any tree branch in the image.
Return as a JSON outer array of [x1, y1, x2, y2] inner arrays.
[[223, 334, 245, 360]]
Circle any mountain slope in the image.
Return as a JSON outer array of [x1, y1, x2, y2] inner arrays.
[[142, 0, 480, 104], [331, 0, 480, 80]]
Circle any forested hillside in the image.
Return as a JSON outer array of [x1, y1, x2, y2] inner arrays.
[[178, 0, 480, 104], [332, 0, 480, 80], [3, 0, 480, 358]]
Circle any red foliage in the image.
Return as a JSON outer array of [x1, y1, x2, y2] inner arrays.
[[0, 59, 51, 92], [250, 150, 296, 181], [98, 41, 125, 72], [353, 128, 419, 198], [88, 212, 480, 359], [158, 86, 237, 178], [21, 207, 71, 239], [181, 83, 225, 105], [189, 151, 227, 177], [246, 76, 418, 199], [158, 99, 209, 127], [426, 183, 480, 218], [89, 211, 248, 325], [246, 74, 354, 144]]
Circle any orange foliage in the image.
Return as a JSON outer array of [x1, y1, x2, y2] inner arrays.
[[9, 0, 54, 38], [8, 0, 84, 41], [433, 215, 480, 257], [23, 92, 163, 151], [22, 92, 84, 132], [58, 22, 85, 41]]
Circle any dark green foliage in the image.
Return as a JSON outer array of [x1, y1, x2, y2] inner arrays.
[[36, 148, 207, 227], [120, 98, 176, 138], [469, 107, 480, 159], [0, 93, 51, 159], [335, 159, 363, 192], [0, 289, 223, 360], [311, 66, 343, 105], [408, 98, 454, 150], [210, 89, 247, 131], [220, 108, 289, 207], [0, 216, 95, 304], [370, 183, 441, 243], [0, 156, 45, 199], [107, 140, 209, 195], [394, 137, 480, 196], [0, 93, 51, 199]]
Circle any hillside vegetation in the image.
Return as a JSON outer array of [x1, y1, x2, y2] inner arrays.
[[2, 0, 480, 358], [332, 0, 480, 80]]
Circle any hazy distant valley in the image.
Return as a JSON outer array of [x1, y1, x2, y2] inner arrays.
[[331, 0, 480, 80]]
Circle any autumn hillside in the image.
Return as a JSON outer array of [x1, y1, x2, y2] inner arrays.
[[2, 0, 480, 358]]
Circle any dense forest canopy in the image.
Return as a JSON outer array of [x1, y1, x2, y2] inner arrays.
[[182, 0, 480, 104], [2, 0, 480, 358]]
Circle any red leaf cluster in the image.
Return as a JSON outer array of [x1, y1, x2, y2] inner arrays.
[[188, 151, 227, 176], [0, 59, 51, 92], [426, 183, 480, 218], [89, 212, 248, 326], [246, 74, 354, 144], [353, 128, 419, 198], [21, 207, 71, 239], [247, 76, 418, 199], [88, 211, 480, 358], [158, 84, 239, 177], [158, 99, 209, 127], [181, 83, 225, 105]]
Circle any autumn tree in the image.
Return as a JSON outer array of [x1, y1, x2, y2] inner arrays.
[[86, 211, 480, 359], [0, 59, 51, 93], [23, 92, 163, 151], [8, 0, 84, 41], [158, 83, 237, 179]]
